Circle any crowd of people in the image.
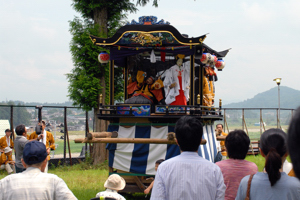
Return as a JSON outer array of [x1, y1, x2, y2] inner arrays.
[[1, 108, 300, 199]]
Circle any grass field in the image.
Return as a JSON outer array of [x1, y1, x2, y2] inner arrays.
[[54, 140, 85, 155], [7, 127, 289, 199], [0, 154, 271, 200]]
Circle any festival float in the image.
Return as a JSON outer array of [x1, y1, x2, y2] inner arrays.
[[77, 16, 230, 193]]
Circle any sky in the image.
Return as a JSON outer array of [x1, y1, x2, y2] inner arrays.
[[0, 0, 300, 105]]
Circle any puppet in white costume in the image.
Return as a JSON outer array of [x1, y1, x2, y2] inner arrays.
[[163, 54, 190, 105]]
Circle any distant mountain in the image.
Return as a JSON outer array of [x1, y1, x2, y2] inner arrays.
[[224, 86, 300, 109]]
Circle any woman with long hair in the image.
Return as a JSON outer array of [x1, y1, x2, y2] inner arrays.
[[235, 128, 300, 200]]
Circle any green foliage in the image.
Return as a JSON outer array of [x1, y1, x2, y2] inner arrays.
[[136, 0, 158, 7], [0, 102, 31, 126], [67, 17, 105, 111], [68, 0, 140, 111], [71, 0, 137, 24]]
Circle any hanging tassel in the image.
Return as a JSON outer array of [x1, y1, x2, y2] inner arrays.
[[161, 47, 166, 62], [150, 50, 156, 63]]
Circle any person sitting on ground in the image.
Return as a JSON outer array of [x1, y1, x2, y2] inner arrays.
[[151, 116, 225, 200], [125, 70, 164, 105], [0, 147, 15, 174], [0, 141, 77, 200], [235, 128, 300, 200], [96, 174, 126, 200], [144, 159, 165, 195], [0, 129, 14, 150], [216, 130, 258, 200], [287, 106, 300, 180]]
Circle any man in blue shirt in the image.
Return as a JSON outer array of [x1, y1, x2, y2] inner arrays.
[[151, 116, 225, 200]]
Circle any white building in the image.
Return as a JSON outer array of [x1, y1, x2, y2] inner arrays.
[[0, 120, 10, 137]]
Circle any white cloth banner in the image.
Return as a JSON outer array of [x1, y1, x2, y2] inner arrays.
[[146, 126, 168, 175], [110, 124, 218, 175], [112, 126, 135, 172]]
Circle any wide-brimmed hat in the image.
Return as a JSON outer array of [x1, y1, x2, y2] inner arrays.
[[4, 147, 12, 154], [104, 174, 126, 191]]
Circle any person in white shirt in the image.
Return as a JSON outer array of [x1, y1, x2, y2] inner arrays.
[[0, 141, 77, 200], [151, 116, 226, 200]]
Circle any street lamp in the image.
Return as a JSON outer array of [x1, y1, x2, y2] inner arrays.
[[273, 78, 281, 128]]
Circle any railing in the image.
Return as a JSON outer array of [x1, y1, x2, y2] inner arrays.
[[0, 104, 93, 165], [0, 104, 295, 163], [221, 108, 294, 138]]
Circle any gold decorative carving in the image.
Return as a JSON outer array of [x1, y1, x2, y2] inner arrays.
[[199, 36, 207, 44]]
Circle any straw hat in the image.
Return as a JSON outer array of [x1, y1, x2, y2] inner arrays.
[[104, 174, 126, 191]]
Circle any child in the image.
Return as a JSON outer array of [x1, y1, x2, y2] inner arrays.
[[96, 174, 126, 200], [144, 159, 165, 194]]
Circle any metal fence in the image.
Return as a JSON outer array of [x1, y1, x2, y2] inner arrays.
[[0, 104, 94, 165], [0, 104, 295, 164], [220, 108, 294, 139]]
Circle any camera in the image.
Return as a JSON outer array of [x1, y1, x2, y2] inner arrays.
[[35, 124, 43, 135]]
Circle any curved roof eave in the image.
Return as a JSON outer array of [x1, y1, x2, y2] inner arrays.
[[90, 24, 207, 47]]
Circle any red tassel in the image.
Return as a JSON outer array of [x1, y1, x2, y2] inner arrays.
[[161, 47, 166, 62]]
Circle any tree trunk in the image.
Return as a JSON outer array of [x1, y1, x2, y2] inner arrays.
[[92, 108, 107, 165], [92, 6, 109, 165], [94, 6, 108, 36]]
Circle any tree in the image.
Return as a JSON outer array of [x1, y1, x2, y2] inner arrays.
[[68, 1, 138, 164], [0, 101, 31, 128]]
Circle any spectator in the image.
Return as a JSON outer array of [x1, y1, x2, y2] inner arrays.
[[0, 147, 15, 174], [216, 124, 228, 160], [144, 159, 165, 195], [288, 106, 300, 179], [216, 130, 258, 200], [0, 129, 14, 149], [151, 116, 225, 200], [236, 128, 300, 200], [282, 160, 296, 177], [0, 141, 77, 200], [96, 174, 126, 200], [14, 124, 42, 173], [29, 120, 55, 173]]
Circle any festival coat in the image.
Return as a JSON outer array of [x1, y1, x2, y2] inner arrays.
[[29, 131, 55, 160], [0, 136, 14, 149]]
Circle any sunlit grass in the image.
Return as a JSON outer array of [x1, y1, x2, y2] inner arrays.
[[0, 151, 291, 200], [54, 140, 85, 154], [245, 154, 265, 172]]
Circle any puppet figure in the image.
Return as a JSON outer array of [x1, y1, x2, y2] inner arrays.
[[125, 70, 164, 105], [163, 54, 190, 105]]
